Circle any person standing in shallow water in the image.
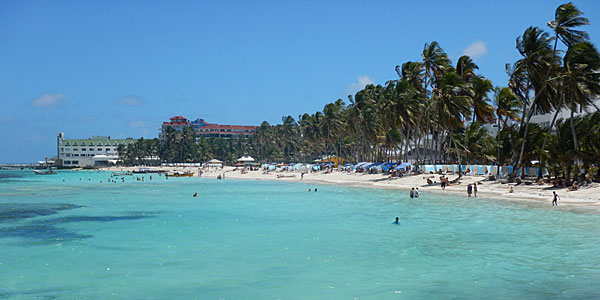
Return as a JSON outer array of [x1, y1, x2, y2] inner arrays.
[[473, 183, 478, 197], [467, 184, 473, 197], [552, 191, 560, 206]]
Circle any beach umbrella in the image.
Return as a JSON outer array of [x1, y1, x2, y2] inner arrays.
[[207, 159, 222, 164], [394, 162, 411, 170]]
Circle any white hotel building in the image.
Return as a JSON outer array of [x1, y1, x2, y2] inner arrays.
[[57, 133, 137, 167], [530, 98, 600, 128]]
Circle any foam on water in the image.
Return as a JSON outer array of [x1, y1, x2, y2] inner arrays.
[[1, 170, 599, 299]]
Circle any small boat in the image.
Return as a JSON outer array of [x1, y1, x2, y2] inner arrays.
[[34, 168, 57, 175], [112, 171, 132, 176], [133, 168, 150, 174], [166, 171, 194, 178], [133, 168, 164, 174]]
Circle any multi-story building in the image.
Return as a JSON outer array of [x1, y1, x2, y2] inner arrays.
[[159, 116, 257, 139], [530, 98, 600, 129], [57, 133, 137, 167]]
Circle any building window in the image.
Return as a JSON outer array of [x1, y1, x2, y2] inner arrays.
[[73, 154, 79, 157], [66, 154, 71, 157], [71, 160, 79, 164], [81, 148, 86, 151], [97, 148, 102, 151], [106, 148, 110, 152], [73, 148, 78, 151]]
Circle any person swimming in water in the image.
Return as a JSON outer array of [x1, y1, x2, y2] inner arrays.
[[393, 217, 399, 224], [193, 192, 198, 197]]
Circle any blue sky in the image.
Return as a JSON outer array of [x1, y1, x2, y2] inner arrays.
[[1, 0, 599, 163]]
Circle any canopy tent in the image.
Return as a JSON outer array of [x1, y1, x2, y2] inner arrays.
[[237, 155, 255, 162], [207, 159, 222, 164]]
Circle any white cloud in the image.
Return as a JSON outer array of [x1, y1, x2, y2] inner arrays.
[[31, 93, 66, 107], [118, 95, 143, 106], [462, 41, 488, 60], [346, 75, 375, 95], [129, 120, 147, 128]]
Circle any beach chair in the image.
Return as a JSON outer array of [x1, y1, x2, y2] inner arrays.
[[528, 167, 537, 177], [499, 166, 510, 178], [491, 166, 498, 175]]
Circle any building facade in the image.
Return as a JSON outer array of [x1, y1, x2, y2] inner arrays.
[[57, 133, 137, 167], [159, 116, 257, 139], [530, 98, 600, 129]]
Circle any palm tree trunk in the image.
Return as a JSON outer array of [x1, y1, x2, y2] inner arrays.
[[496, 116, 502, 167], [512, 90, 535, 180], [569, 99, 578, 181], [538, 95, 564, 179], [451, 130, 463, 177]]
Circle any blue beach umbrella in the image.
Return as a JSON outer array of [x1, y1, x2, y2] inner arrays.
[[394, 162, 411, 170]]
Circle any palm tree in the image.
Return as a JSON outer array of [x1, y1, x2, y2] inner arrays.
[[560, 41, 600, 169], [470, 76, 496, 123], [422, 42, 451, 89], [525, 2, 591, 178], [321, 99, 345, 160], [548, 2, 590, 49], [432, 71, 472, 176], [511, 26, 556, 178], [493, 87, 521, 165], [255, 121, 273, 161], [456, 55, 478, 81]]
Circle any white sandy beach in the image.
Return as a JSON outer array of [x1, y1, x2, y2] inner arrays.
[[102, 165, 600, 212]]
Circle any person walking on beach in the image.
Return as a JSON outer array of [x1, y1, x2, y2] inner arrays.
[[467, 184, 473, 197], [552, 191, 560, 206], [473, 183, 478, 197]]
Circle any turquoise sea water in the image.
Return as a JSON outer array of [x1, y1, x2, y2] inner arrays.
[[1, 170, 599, 299]]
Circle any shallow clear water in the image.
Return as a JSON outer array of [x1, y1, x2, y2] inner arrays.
[[1, 170, 599, 299]]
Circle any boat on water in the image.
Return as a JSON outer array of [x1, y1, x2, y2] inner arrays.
[[166, 171, 194, 178], [133, 168, 165, 174], [34, 168, 57, 175], [112, 171, 133, 176]]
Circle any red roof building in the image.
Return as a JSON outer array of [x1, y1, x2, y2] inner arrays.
[[159, 116, 257, 139]]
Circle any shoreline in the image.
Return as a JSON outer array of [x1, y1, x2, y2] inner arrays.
[[100, 166, 600, 213]]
